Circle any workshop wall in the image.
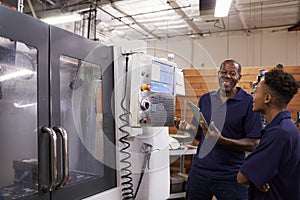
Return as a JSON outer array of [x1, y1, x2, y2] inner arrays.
[[148, 30, 300, 70]]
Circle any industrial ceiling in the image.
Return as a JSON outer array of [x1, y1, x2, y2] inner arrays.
[[22, 0, 300, 41]]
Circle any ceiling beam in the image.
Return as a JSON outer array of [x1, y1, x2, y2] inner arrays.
[[92, 2, 153, 38], [23, 0, 125, 16], [27, 0, 37, 18], [110, 2, 161, 39], [167, 0, 202, 34]]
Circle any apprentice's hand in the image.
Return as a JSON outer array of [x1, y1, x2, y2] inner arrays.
[[256, 183, 270, 192], [174, 117, 181, 130]]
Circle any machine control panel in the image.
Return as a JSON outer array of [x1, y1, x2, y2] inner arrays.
[[139, 92, 175, 126], [128, 54, 176, 127]]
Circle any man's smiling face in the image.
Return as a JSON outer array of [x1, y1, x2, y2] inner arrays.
[[218, 61, 241, 93]]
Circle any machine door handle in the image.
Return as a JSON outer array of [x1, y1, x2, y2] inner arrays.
[[42, 127, 58, 191], [52, 126, 69, 187]]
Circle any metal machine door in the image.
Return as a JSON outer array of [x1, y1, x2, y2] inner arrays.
[[0, 5, 50, 200], [0, 5, 116, 200], [49, 26, 116, 199]]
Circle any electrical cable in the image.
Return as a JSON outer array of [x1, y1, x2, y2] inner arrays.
[[118, 54, 134, 200], [118, 52, 153, 200]]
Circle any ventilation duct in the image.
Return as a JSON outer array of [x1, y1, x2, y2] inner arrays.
[[199, 0, 216, 16], [288, 23, 300, 32]]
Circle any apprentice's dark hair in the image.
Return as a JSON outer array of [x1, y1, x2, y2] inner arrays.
[[264, 69, 299, 106]]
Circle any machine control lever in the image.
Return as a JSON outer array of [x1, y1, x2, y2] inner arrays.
[[141, 143, 153, 170], [134, 143, 155, 199]]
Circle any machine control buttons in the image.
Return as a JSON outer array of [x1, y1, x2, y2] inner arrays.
[[139, 117, 149, 124], [141, 84, 151, 92], [140, 99, 150, 111]]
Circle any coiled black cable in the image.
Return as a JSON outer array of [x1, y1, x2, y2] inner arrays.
[[119, 54, 134, 200]]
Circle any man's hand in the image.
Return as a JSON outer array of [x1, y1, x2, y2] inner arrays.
[[205, 121, 221, 141], [174, 117, 195, 132]]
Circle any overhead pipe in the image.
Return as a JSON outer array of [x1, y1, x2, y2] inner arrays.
[[110, 2, 161, 39], [234, 0, 249, 30], [27, 0, 37, 18], [141, 23, 295, 40], [237, 0, 298, 8], [167, 0, 202, 33], [86, 0, 150, 39], [117, 4, 191, 19]]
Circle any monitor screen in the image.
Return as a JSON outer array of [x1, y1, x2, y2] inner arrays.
[[150, 59, 175, 95]]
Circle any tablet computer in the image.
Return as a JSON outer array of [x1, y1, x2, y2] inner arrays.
[[188, 101, 208, 127]]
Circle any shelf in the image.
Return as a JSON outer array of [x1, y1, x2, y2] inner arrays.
[[168, 192, 186, 199], [169, 147, 196, 199], [169, 134, 190, 139], [169, 148, 197, 156]]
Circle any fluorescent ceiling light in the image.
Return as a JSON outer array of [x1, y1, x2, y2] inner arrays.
[[41, 13, 81, 25], [0, 69, 36, 82], [158, 24, 188, 30], [14, 102, 37, 108], [214, 0, 232, 18]]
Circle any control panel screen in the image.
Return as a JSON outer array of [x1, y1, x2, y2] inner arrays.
[[150, 60, 175, 95]]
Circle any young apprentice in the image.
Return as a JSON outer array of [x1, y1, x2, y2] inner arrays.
[[237, 69, 300, 199], [174, 59, 262, 200]]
